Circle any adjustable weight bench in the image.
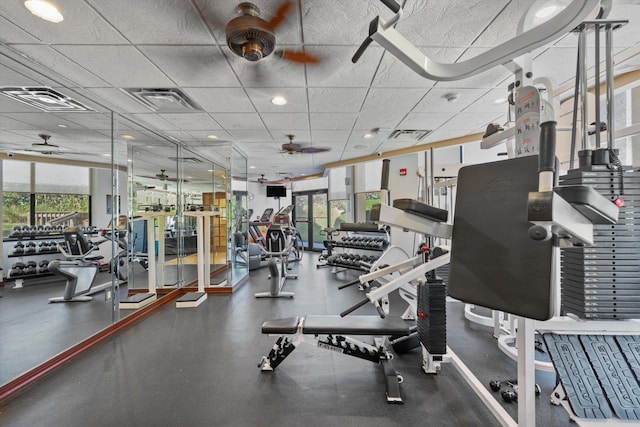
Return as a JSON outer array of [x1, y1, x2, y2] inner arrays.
[[258, 315, 411, 403]]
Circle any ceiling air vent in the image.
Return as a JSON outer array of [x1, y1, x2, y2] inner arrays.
[[0, 87, 93, 112], [388, 129, 432, 142], [124, 88, 201, 113]]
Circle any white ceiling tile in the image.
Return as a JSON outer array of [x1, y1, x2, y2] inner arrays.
[[412, 88, 488, 113], [226, 128, 271, 141], [236, 142, 280, 153], [51, 112, 112, 130], [212, 113, 266, 130], [245, 88, 308, 113], [261, 112, 309, 130], [0, 16, 40, 43], [311, 130, 351, 143], [439, 112, 503, 132], [463, 88, 511, 113], [397, 113, 452, 130], [532, 47, 578, 88], [310, 113, 357, 130], [9, 45, 108, 87], [182, 88, 255, 113], [398, 0, 511, 48], [130, 113, 180, 131], [54, 45, 174, 87], [308, 88, 367, 113], [158, 113, 220, 130], [363, 88, 427, 112], [186, 130, 232, 142], [139, 46, 240, 87], [0, 63, 41, 87], [302, 0, 395, 45], [0, 0, 127, 44], [354, 110, 405, 130], [260, 113, 309, 133], [306, 46, 383, 88], [87, 0, 213, 44], [470, 0, 531, 48]]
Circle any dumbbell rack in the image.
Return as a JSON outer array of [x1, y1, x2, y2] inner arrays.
[[2, 227, 99, 289], [325, 227, 389, 272]]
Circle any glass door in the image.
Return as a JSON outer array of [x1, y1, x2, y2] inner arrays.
[[293, 191, 328, 251]]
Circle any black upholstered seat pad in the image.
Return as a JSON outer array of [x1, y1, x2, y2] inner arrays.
[[302, 315, 410, 336], [262, 317, 300, 334]]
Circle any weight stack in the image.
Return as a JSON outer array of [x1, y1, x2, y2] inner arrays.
[[559, 161, 640, 319], [417, 280, 447, 355]]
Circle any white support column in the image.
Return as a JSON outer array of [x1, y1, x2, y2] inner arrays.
[[195, 214, 205, 292], [157, 215, 165, 287], [204, 215, 211, 290], [146, 215, 157, 294], [517, 317, 537, 426]]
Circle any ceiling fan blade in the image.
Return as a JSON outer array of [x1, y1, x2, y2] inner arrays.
[[264, 0, 293, 32], [277, 49, 320, 64], [300, 147, 330, 154]]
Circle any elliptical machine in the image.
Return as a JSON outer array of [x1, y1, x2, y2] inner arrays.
[[48, 226, 111, 303], [255, 205, 302, 298]]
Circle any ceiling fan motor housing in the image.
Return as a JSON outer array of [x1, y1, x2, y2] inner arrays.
[[226, 3, 276, 61]]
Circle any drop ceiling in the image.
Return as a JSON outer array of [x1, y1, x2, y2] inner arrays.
[[0, 0, 639, 185]]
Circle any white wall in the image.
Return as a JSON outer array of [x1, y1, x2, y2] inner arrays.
[[247, 181, 292, 220], [388, 154, 421, 256], [91, 168, 128, 227]]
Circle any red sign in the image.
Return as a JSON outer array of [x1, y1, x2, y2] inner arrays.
[[399, 168, 407, 176]]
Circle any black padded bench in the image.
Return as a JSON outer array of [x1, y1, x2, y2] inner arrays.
[[259, 315, 411, 403]]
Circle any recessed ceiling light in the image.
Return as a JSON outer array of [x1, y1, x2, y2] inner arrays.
[[23, 0, 64, 23], [102, 153, 111, 157], [127, 159, 133, 163], [208, 169, 214, 172], [271, 96, 287, 106], [363, 133, 374, 139], [57, 124, 67, 128], [121, 134, 135, 140], [354, 144, 367, 149], [492, 98, 508, 105], [536, 5, 558, 19], [206, 134, 219, 140], [249, 165, 256, 169]]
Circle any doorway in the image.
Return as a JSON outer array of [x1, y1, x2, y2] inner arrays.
[[293, 191, 328, 251]]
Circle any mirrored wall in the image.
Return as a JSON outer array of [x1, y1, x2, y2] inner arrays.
[[0, 90, 247, 390]]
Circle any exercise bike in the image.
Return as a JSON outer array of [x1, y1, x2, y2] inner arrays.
[[48, 226, 114, 303]]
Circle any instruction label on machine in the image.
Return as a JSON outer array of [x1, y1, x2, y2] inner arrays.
[[514, 86, 540, 157]]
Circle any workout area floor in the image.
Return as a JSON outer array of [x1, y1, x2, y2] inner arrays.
[[0, 253, 573, 426]]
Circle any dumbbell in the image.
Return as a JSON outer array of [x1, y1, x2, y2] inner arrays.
[[10, 262, 26, 277], [10, 226, 22, 237], [489, 379, 540, 403], [25, 262, 37, 275], [38, 260, 50, 273], [13, 242, 25, 255], [25, 241, 37, 254]]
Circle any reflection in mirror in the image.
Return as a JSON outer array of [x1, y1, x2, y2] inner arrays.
[[0, 105, 125, 386], [230, 147, 249, 286], [126, 136, 180, 304]]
